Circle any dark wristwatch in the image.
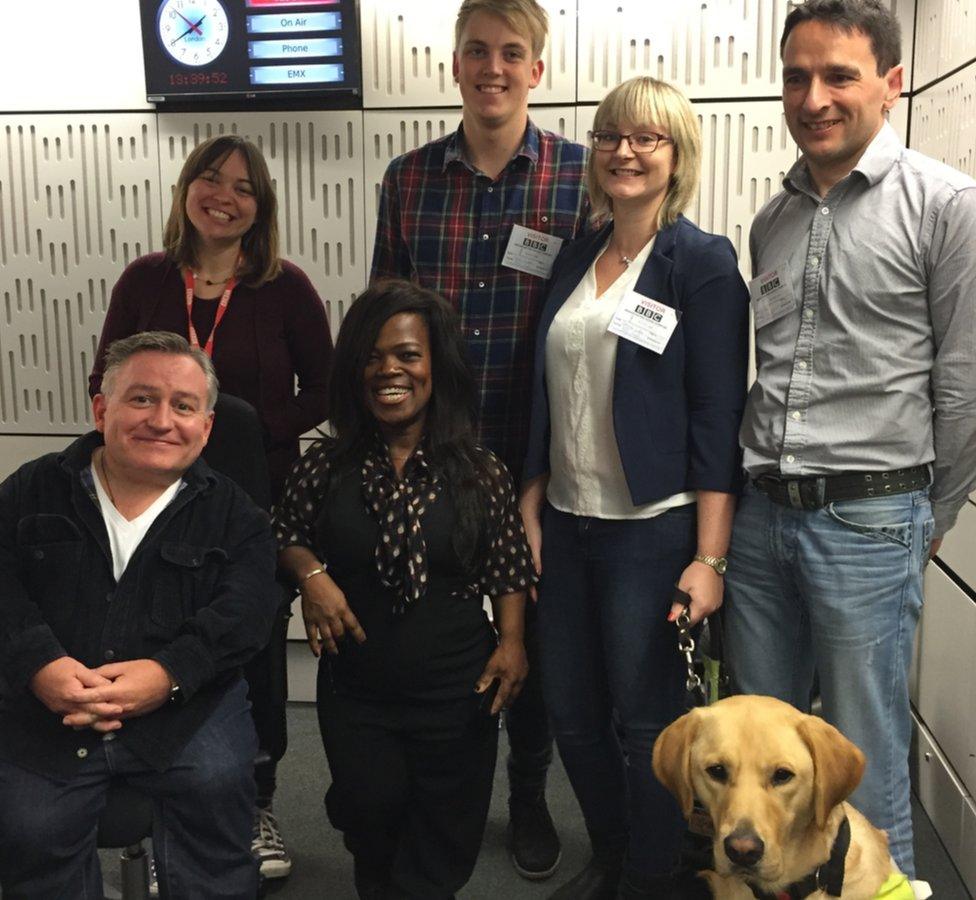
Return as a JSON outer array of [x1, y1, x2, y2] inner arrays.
[[694, 553, 728, 575]]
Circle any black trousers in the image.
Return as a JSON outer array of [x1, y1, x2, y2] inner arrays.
[[505, 601, 553, 799], [318, 666, 499, 900], [245, 587, 291, 804]]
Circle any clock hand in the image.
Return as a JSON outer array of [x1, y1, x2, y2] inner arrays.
[[171, 15, 208, 45], [174, 9, 204, 35]]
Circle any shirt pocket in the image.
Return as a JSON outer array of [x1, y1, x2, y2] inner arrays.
[[524, 210, 581, 244], [148, 542, 228, 638], [16, 515, 84, 634]]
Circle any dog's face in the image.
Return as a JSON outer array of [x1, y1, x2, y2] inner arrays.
[[653, 696, 865, 887]]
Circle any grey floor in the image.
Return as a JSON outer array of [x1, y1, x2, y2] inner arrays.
[[97, 703, 971, 899]]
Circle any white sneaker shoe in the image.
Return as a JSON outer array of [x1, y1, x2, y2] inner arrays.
[[251, 805, 292, 879]]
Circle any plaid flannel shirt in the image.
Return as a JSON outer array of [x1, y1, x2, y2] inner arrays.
[[371, 120, 590, 478]]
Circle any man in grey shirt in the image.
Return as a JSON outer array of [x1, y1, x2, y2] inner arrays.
[[725, 0, 976, 877]]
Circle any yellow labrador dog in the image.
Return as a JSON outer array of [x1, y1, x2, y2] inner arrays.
[[653, 696, 909, 900]]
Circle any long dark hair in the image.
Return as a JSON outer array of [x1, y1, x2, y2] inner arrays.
[[328, 279, 494, 570], [162, 135, 281, 287]]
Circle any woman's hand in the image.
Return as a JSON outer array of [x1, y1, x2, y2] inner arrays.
[[475, 636, 528, 715], [300, 571, 366, 657], [519, 475, 548, 602], [669, 561, 724, 626]]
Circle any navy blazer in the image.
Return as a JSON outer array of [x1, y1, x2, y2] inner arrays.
[[523, 215, 749, 505]]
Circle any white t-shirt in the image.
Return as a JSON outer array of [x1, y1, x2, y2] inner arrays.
[[91, 463, 182, 582]]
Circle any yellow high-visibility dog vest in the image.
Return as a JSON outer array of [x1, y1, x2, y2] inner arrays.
[[874, 873, 916, 900]]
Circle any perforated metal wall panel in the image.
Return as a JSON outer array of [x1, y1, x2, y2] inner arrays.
[[911, 63, 976, 177], [363, 106, 576, 273], [0, 114, 161, 433], [889, 99, 910, 144], [693, 102, 798, 266], [577, 0, 915, 104], [157, 113, 367, 332], [360, 0, 576, 108], [914, 0, 976, 90], [577, 0, 792, 102]]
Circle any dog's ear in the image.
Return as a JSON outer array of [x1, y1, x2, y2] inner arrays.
[[797, 715, 865, 829], [653, 709, 701, 818]]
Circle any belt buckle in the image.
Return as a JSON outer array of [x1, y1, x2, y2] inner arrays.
[[788, 477, 827, 510]]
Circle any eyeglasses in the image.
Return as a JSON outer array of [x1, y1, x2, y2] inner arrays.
[[591, 130, 672, 154]]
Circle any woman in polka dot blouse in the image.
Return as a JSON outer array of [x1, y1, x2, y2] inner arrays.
[[275, 279, 537, 898]]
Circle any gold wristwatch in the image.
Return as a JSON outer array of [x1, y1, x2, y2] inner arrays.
[[694, 553, 728, 575]]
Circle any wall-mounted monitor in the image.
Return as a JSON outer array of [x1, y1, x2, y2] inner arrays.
[[141, 0, 361, 102]]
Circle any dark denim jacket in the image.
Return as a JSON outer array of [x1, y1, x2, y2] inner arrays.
[[0, 432, 279, 778]]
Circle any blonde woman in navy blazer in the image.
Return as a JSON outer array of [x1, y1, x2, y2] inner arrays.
[[520, 77, 749, 898]]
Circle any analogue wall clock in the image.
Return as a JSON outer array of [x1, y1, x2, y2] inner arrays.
[[157, 0, 229, 67]]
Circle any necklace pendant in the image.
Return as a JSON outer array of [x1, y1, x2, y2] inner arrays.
[[620, 254, 633, 266]]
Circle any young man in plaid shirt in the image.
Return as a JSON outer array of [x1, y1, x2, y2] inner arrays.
[[371, 0, 589, 882]]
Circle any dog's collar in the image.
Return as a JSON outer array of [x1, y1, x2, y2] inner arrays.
[[747, 815, 851, 900]]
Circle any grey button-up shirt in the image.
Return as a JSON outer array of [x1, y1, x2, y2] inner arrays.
[[741, 122, 976, 536]]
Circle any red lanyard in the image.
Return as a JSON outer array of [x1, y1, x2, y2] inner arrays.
[[182, 262, 239, 358]]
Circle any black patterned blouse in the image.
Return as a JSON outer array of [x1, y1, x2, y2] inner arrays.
[[273, 438, 536, 700]]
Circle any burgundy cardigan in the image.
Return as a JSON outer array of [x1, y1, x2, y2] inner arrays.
[[90, 253, 333, 500]]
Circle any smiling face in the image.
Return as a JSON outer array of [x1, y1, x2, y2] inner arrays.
[[453, 10, 543, 131], [593, 119, 675, 216], [363, 312, 433, 444], [185, 149, 258, 251], [93, 351, 214, 486], [782, 20, 902, 194]]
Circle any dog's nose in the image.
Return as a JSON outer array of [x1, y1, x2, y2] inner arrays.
[[724, 829, 765, 868]]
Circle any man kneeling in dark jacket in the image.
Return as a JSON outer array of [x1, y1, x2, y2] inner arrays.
[[0, 331, 279, 898]]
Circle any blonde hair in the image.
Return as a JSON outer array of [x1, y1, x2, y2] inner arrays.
[[163, 135, 281, 288], [454, 0, 548, 59], [586, 77, 701, 228]]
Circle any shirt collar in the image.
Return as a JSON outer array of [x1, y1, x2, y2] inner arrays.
[[783, 120, 902, 196], [442, 119, 540, 174]]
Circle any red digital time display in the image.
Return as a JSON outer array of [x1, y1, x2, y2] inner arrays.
[[169, 71, 230, 86]]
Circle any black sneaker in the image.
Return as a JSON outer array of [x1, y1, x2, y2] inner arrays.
[[508, 795, 561, 880]]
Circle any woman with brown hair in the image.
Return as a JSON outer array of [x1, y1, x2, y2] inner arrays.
[[90, 134, 333, 882]]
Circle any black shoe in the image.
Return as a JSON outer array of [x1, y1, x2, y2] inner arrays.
[[508, 794, 561, 880], [548, 857, 622, 899]]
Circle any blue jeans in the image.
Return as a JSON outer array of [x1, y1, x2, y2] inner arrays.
[[0, 679, 259, 899], [538, 503, 696, 881], [724, 485, 933, 877]]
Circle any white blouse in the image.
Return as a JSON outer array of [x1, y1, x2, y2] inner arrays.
[[544, 236, 695, 519]]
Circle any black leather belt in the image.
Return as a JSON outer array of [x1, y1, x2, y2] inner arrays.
[[753, 465, 930, 511]]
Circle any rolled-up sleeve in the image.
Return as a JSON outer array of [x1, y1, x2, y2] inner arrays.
[[681, 236, 750, 493], [273, 440, 333, 551], [477, 452, 537, 598], [927, 186, 976, 536]]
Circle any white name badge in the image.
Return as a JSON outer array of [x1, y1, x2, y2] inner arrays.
[[748, 265, 797, 329], [501, 224, 564, 279], [607, 291, 680, 354]]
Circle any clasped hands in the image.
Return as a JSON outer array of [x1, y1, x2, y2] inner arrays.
[[29, 656, 174, 733]]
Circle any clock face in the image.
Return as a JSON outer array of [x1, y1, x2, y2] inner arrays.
[[157, 0, 229, 67]]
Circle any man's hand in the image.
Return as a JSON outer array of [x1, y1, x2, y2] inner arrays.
[[60, 660, 174, 729], [30, 657, 124, 731], [929, 536, 943, 560], [475, 637, 528, 715]]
